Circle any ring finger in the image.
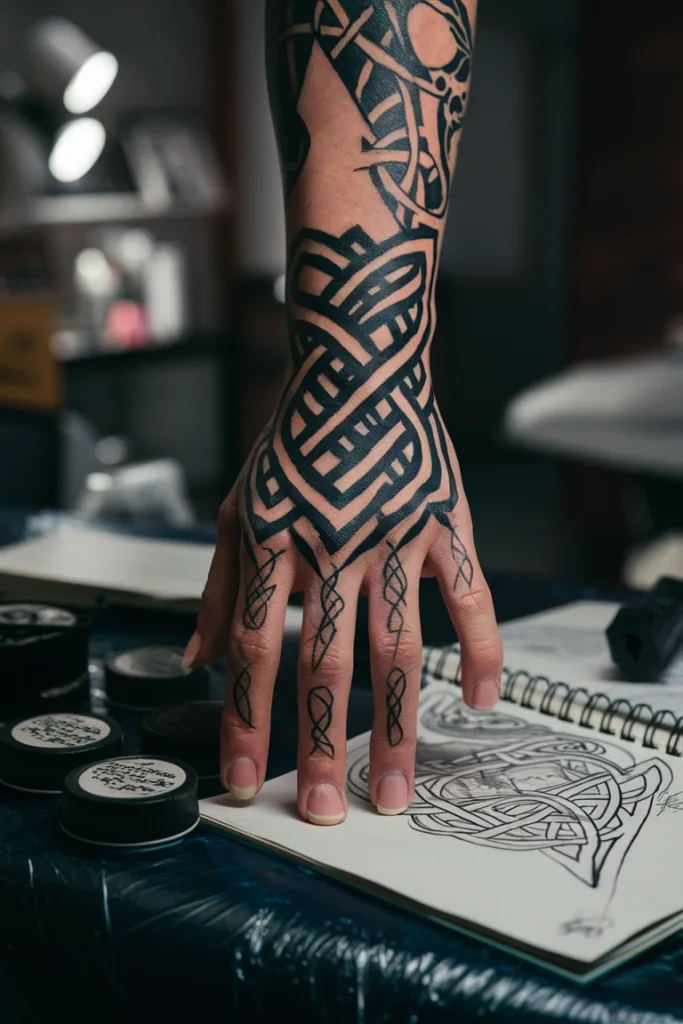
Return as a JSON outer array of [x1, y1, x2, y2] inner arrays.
[[367, 539, 423, 815]]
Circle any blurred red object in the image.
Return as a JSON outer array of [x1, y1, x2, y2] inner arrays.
[[104, 300, 148, 348]]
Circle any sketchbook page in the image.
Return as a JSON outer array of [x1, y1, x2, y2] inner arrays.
[[497, 600, 683, 718], [202, 682, 683, 970], [422, 602, 621, 690]]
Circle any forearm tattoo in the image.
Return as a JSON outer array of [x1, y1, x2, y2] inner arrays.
[[255, 1, 475, 671]]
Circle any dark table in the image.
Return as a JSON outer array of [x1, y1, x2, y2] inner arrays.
[[0, 512, 681, 1024]]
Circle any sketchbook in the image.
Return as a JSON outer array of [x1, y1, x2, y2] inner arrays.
[[201, 601, 683, 983]]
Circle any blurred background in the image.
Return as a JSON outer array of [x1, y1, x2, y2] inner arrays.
[[0, 0, 681, 588]]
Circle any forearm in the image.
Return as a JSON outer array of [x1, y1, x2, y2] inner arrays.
[[266, 0, 476, 365], [194, 2, 501, 823]]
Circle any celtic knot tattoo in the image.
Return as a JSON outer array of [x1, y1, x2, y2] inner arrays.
[[246, 226, 457, 570], [243, 545, 286, 631], [383, 542, 408, 658], [254, 0, 476, 673], [308, 685, 335, 757], [449, 524, 473, 591], [386, 667, 407, 747], [312, 568, 346, 671], [233, 663, 255, 730]]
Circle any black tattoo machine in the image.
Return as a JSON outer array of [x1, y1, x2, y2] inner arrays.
[[607, 576, 683, 682]]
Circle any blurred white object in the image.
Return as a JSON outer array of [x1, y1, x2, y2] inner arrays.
[[623, 534, 683, 589], [143, 244, 188, 342], [101, 228, 154, 276], [49, 118, 106, 183], [74, 246, 117, 343], [504, 350, 683, 478], [28, 18, 118, 114], [75, 458, 195, 526]]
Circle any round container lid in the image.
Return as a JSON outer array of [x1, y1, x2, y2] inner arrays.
[[0, 602, 92, 717], [103, 647, 210, 709], [141, 701, 223, 778], [0, 604, 78, 628], [60, 755, 200, 847], [0, 712, 123, 794]]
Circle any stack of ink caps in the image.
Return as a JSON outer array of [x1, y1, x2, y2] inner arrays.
[[0, 611, 205, 847]]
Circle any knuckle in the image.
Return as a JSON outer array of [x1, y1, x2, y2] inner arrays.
[[302, 643, 349, 686], [229, 627, 274, 667], [373, 630, 421, 673], [455, 582, 494, 617]]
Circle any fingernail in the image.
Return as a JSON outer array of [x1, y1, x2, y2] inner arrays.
[[181, 631, 202, 671], [306, 783, 346, 826], [377, 771, 409, 816], [472, 677, 500, 711], [226, 757, 258, 801]]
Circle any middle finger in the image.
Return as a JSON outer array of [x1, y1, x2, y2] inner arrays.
[[296, 563, 360, 826]]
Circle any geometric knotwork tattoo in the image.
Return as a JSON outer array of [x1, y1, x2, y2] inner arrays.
[[257, 0, 476, 667]]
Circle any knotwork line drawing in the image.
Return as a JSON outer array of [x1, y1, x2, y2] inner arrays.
[[347, 690, 673, 893]]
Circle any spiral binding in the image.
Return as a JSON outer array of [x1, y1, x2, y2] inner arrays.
[[423, 644, 683, 756]]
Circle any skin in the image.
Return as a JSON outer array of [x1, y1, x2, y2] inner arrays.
[[186, 0, 503, 826]]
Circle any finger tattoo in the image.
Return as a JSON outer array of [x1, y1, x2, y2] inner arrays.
[[308, 685, 335, 758]]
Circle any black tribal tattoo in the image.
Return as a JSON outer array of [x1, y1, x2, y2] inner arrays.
[[308, 685, 335, 757], [387, 666, 407, 747], [449, 524, 474, 590], [233, 663, 255, 729], [383, 542, 408, 659], [382, 540, 409, 744], [312, 567, 345, 671], [243, 544, 286, 632], [251, 1, 475, 669]]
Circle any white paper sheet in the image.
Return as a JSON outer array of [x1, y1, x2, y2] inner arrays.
[[0, 525, 214, 606], [498, 601, 683, 716], [202, 682, 683, 975], [0, 524, 306, 630]]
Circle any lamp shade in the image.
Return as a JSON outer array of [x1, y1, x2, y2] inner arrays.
[[27, 18, 118, 115]]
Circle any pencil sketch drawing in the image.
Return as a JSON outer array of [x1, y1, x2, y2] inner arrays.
[[348, 690, 672, 890]]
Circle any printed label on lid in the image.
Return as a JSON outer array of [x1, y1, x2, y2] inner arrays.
[[113, 648, 186, 678], [11, 714, 111, 749], [0, 604, 76, 628], [78, 758, 187, 799]]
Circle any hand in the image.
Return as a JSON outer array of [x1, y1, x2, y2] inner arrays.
[[187, 257, 502, 825]]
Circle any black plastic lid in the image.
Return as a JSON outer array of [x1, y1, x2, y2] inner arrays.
[[0, 603, 92, 717], [60, 755, 200, 847], [104, 647, 210, 709], [141, 701, 223, 778], [0, 712, 123, 794]]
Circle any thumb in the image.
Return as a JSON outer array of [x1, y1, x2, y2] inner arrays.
[[184, 490, 241, 667]]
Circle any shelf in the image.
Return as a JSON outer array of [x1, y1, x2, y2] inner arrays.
[[0, 192, 227, 235]]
